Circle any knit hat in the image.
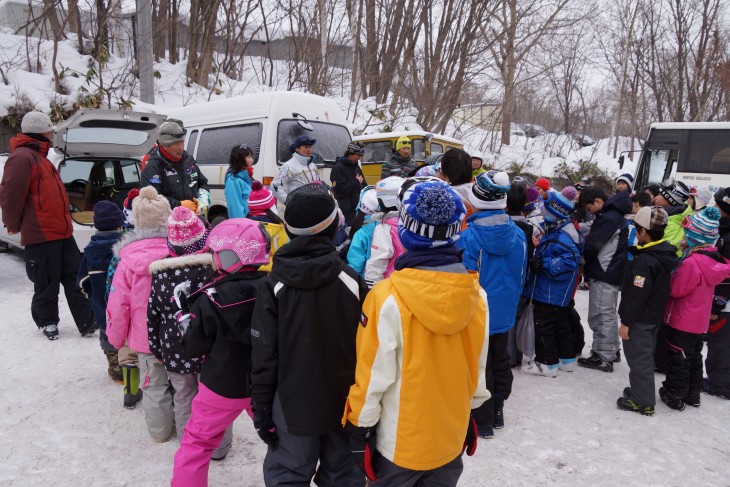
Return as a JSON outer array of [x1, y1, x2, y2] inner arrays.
[[133, 186, 171, 230], [616, 173, 634, 191], [634, 206, 668, 231], [561, 186, 578, 201], [658, 178, 690, 206], [689, 186, 713, 211], [248, 180, 276, 216], [21, 111, 55, 134], [346, 141, 365, 156], [289, 135, 316, 153], [166, 206, 209, 256], [523, 186, 540, 212], [122, 188, 139, 226], [535, 178, 551, 192], [469, 170, 510, 210], [682, 206, 721, 248], [544, 191, 574, 222], [714, 187, 730, 215], [284, 183, 339, 238], [92, 200, 124, 231], [398, 180, 466, 250], [395, 136, 412, 152], [167, 118, 184, 130], [158, 121, 186, 147]]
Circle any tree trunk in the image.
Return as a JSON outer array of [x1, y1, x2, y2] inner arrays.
[[67, 0, 85, 54], [95, 0, 110, 61], [169, 0, 179, 63]]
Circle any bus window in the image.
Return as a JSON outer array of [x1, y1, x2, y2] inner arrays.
[[362, 141, 392, 163], [643, 149, 678, 185], [684, 130, 730, 174], [412, 139, 426, 162]]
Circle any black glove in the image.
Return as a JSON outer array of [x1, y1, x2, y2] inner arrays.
[[463, 413, 478, 456], [346, 422, 378, 481], [252, 401, 277, 447]]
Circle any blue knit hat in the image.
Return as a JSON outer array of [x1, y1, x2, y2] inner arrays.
[[93, 200, 124, 231], [544, 191, 574, 222], [398, 180, 466, 250], [682, 206, 721, 248], [469, 170, 510, 210]]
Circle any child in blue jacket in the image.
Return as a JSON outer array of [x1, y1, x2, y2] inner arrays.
[[224, 144, 254, 218], [522, 190, 582, 377], [457, 171, 527, 439]]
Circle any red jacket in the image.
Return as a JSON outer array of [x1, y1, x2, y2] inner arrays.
[[0, 134, 72, 246]]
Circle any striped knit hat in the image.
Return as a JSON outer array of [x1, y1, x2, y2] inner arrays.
[[544, 190, 574, 223], [167, 206, 209, 256], [659, 178, 690, 206], [469, 170, 510, 210], [248, 180, 276, 216], [398, 180, 466, 250], [682, 206, 721, 248]]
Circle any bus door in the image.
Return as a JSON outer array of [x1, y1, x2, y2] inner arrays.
[[636, 129, 681, 189]]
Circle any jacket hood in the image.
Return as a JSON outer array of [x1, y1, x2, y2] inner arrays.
[[633, 240, 678, 273], [225, 170, 250, 183], [84, 231, 123, 268], [10, 134, 50, 156], [149, 253, 213, 274], [389, 268, 483, 335], [693, 249, 730, 286], [119, 236, 169, 275], [666, 204, 690, 217], [466, 211, 518, 256], [603, 190, 632, 216], [113, 227, 168, 257], [336, 156, 356, 167], [271, 236, 342, 289]]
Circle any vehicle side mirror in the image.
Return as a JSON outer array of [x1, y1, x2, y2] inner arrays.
[[297, 120, 314, 131], [424, 133, 434, 141], [618, 155, 625, 170]]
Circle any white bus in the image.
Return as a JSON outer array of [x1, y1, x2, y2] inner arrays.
[[622, 122, 730, 191]]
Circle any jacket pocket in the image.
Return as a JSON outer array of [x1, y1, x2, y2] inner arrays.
[[26, 256, 50, 286]]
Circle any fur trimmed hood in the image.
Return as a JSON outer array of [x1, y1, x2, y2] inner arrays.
[[149, 252, 214, 274], [113, 227, 168, 257]]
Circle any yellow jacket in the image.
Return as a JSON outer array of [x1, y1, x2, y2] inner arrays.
[[343, 267, 490, 471], [258, 222, 289, 273]]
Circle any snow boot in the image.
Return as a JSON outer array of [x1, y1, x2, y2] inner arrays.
[[478, 425, 494, 439], [616, 396, 654, 416], [105, 351, 124, 383], [659, 387, 686, 411], [558, 358, 576, 372], [682, 391, 701, 408], [493, 405, 505, 430], [43, 324, 59, 341], [522, 361, 558, 378], [703, 378, 730, 400], [613, 350, 621, 363], [578, 353, 613, 372], [123, 364, 143, 409]]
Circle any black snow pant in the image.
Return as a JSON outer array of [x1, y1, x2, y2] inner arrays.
[[653, 322, 670, 374], [623, 322, 659, 407], [263, 395, 363, 487], [706, 311, 730, 397], [370, 454, 463, 487], [473, 331, 512, 429], [24, 237, 94, 332], [567, 299, 585, 356], [662, 327, 704, 397], [533, 301, 574, 366], [507, 297, 528, 366]]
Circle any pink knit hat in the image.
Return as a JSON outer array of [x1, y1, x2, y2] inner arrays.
[[248, 180, 276, 216], [167, 206, 209, 256]]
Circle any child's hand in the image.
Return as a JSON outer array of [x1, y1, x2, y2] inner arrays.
[[619, 324, 630, 341]]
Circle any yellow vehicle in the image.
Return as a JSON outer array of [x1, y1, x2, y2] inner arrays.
[[352, 131, 464, 184]]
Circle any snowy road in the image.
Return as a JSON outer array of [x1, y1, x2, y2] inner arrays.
[[1, 249, 728, 487]]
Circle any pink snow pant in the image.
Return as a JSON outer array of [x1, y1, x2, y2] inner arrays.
[[171, 383, 253, 487]]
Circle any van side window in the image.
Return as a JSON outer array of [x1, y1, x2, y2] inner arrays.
[[196, 124, 262, 165], [362, 141, 393, 163], [121, 160, 140, 184], [430, 142, 443, 154], [187, 130, 199, 154], [412, 139, 426, 162]]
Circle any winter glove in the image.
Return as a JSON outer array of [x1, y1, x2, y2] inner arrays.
[[346, 421, 378, 481], [180, 199, 198, 213], [197, 189, 211, 217], [252, 401, 277, 447], [462, 413, 478, 456]]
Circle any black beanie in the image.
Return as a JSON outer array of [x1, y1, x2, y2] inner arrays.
[[715, 187, 730, 215], [93, 200, 125, 231], [284, 183, 339, 239]]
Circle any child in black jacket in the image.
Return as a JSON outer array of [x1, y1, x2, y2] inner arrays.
[[617, 206, 678, 415], [171, 218, 270, 486]]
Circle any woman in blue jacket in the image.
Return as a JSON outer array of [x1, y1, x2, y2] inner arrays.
[[224, 145, 254, 218]]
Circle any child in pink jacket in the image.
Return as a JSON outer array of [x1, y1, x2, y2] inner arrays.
[[364, 176, 405, 287], [106, 186, 172, 439], [660, 207, 730, 411]]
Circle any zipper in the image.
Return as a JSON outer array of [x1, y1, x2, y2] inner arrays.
[[36, 170, 43, 210]]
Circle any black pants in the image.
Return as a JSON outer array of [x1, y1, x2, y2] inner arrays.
[[706, 312, 730, 396], [533, 301, 574, 366], [473, 332, 512, 429], [24, 237, 93, 332], [371, 454, 463, 487], [567, 299, 585, 356], [654, 322, 670, 373], [662, 327, 704, 397]]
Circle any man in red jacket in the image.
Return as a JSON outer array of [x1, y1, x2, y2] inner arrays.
[[0, 111, 96, 340]]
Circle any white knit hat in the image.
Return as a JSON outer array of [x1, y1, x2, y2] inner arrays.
[[133, 186, 171, 230], [21, 112, 55, 134]]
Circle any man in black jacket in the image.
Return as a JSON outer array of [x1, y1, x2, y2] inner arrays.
[[140, 121, 210, 216], [331, 142, 367, 225], [577, 187, 632, 372], [616, 206, 678, 415], [251, 183, 368, 487]]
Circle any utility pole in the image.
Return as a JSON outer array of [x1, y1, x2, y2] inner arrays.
[[136, 0, 155, 104]]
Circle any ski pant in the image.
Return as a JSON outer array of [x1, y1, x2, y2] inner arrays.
[[263, 395, 362, 487], [24, 237, 94, 332], [706, 311, 730, 396], [533, 301, 574, 366], [139, 352, 174, 442], [167, 371, 199, 442], [473, 332, 512, 429], [171, 384, 239, 487], [622, 322, 659, 407], [662, 327, 704, 397], [507, 298, 528, 366], [567, 299, 585, 356], [653, 322, 670, 374], [370, 454, 463, 487], [587, 280, 620, 362]]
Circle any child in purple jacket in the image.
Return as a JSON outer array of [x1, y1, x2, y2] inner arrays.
[[660, 207, 730, 411]]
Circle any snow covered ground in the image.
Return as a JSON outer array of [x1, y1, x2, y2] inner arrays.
[[1, 248, 729, 487]]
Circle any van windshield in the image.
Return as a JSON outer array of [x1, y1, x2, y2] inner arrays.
[[277, 120, 351, 166]]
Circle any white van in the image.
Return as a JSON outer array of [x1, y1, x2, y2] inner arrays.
[[165, 91, 353, 220]]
